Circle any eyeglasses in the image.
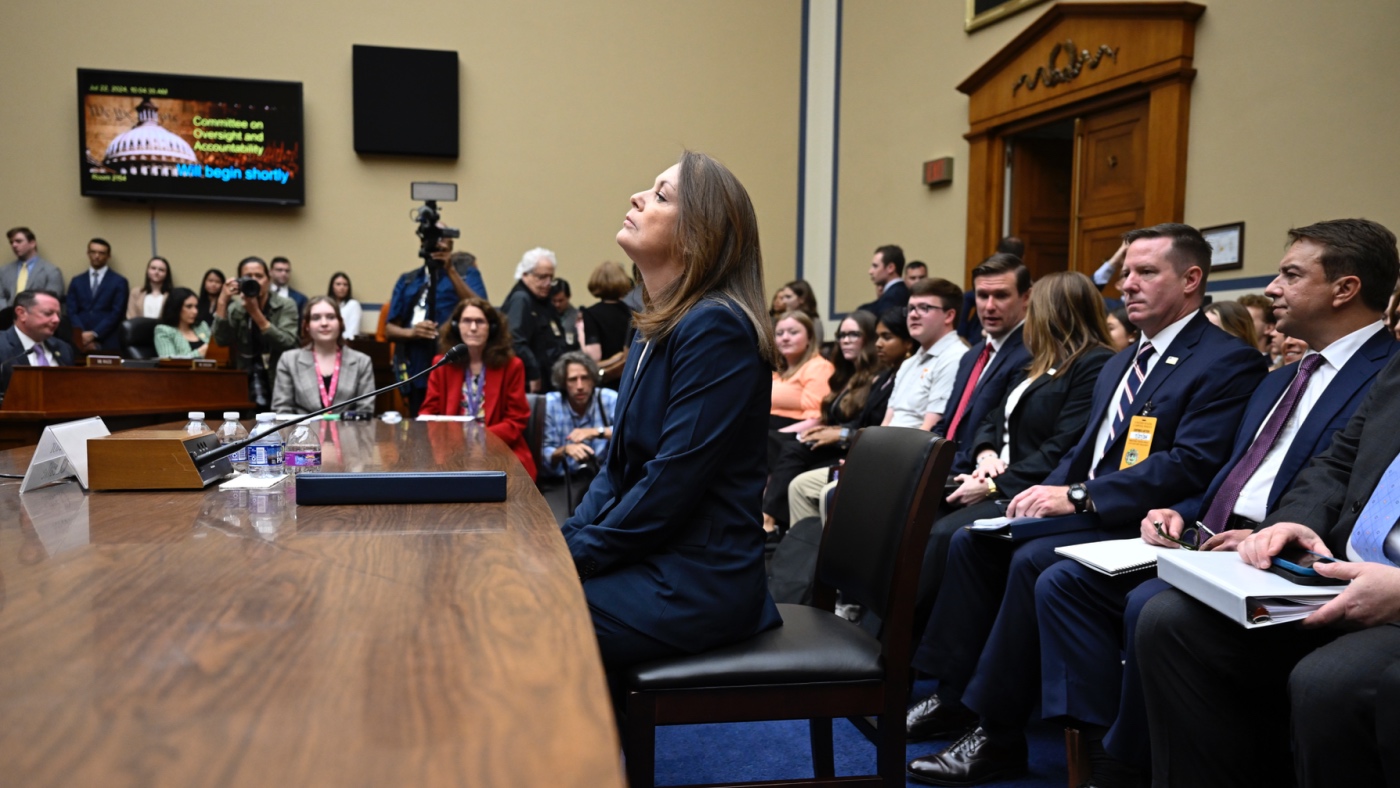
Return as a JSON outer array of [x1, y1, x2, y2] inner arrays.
[[526, 271, 555, 283], [459, 317, 489, 327], [1152, 519, 1216, 550], [836, 331, 863, 341], [903, 303, 950, 317]]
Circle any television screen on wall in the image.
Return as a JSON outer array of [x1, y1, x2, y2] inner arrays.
[[78, 68, 305, 206]]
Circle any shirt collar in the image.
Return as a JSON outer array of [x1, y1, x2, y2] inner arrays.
[[986, 321, 1024, 353], [1314, 320, 1387, 372], [1140, 310, 1197, 356]]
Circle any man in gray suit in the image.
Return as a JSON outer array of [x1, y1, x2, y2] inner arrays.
[[1, 228, 64, 310]]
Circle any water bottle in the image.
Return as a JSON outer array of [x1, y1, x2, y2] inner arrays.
[[247, 412, 285, 478], [284, 422, 322, 474], [184, 411, 210, 435], [216, 412, 250, 473]]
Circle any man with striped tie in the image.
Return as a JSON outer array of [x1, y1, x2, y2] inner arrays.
[[905, 224, 1268, 786]]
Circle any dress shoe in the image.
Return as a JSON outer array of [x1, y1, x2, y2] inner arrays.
[[906, 694, 978, 741], [906, 726, 1028, 786]]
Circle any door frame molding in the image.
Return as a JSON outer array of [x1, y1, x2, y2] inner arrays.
[[958, 1, 1205, 282]]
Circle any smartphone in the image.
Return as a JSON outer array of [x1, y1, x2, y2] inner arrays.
[[1267, 547, 1348, 586]]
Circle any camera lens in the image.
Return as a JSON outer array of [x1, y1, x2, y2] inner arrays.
[[238, 277, 261, 299]]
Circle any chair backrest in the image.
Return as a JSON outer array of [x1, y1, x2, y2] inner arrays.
[[816, 427, 953, 623], [120, 318, 159, 359], [525, 393, 547, 472]]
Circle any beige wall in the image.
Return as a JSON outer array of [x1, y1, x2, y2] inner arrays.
[[1, 1, 801, 310], [834, 0, 1400, 310]]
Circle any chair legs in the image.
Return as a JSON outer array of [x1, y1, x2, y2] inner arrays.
[[625, 692, 657, 788], [875, 699, 907, 787], [810, 717, 835, 777]]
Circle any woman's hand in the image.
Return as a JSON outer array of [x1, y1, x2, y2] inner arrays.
[[946, 473, 991, 507], [800, 426, 841, 448]]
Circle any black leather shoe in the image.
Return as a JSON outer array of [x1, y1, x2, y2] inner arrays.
[[906, 726, 1028, 786], [906, 694, 978, 741]]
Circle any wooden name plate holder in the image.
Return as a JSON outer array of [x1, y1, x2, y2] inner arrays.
[[87, 430, 234, 491]]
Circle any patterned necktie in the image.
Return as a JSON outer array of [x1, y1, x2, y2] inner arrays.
[[1200, 353, 1324, 534], [32, 344, 49, 367], [945, 343, 992, 438], [1349, 451, 1400, 567], [1107, 341, 1156, 444]]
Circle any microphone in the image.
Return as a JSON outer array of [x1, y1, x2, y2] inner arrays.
[[191, 343, 469, 469]]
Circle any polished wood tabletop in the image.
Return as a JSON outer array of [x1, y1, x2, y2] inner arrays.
[[0, 420, 623, 788]]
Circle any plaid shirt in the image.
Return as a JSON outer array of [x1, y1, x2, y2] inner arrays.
[[541, 387, 618, 477]]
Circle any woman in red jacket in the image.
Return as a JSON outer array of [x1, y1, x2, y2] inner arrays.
[[420, 296, 536, 480]]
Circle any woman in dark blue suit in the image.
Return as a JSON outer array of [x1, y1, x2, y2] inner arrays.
[[560, 151, 783, 669]]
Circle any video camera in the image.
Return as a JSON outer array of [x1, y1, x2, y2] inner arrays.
[[411, 182, 461, 267]]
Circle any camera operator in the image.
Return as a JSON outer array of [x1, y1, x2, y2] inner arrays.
[[385, 233, 478, 416], [212, 256, 300, 410]]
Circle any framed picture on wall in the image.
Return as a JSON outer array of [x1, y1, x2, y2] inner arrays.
[[966, 0, 1052, 33], [1201, 222, 1245, 271]]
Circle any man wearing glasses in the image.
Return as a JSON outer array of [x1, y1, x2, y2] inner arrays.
[[501, 246, 576, 393], [906, 224, 1267, 786], [881, 277, 966, 431], [1107, 220, 1399, 788]]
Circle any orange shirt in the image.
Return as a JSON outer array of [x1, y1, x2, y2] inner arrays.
[[771, 355, 835, 420]]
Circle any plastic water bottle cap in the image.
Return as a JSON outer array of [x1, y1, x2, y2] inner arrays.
[[223, 412, 240, 420], [188, 412, 204, 420], [257, 412, 276, 422]]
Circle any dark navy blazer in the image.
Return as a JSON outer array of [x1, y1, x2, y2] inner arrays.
[[1045, 311, 1269, 527], [937, 324, 1031, 473], [1175, 325, 1399, 522], [67, 269, 129, 351], [0, 326, 76, 393], [856, 279, 909, 319], [562, 297, 782, 652]]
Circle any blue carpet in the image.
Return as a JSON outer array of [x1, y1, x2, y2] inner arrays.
[[654, 680, 1066, 787]]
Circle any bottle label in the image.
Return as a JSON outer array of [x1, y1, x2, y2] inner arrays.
[[231, 447, 248, 463], [249, 444, 283, 467], [286, 450, 321, 468]]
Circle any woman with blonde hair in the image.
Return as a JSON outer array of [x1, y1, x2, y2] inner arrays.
[[1204, 300, 1259, 350], [561, 151, 782, 670]]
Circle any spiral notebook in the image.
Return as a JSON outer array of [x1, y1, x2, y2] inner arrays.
[[1054, 537, 1165, 576]]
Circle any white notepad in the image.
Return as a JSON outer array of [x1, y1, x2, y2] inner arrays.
[[1054, 537, 1166, 576]]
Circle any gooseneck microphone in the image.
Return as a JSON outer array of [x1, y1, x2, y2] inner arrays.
[[191, 343, 471, 469]]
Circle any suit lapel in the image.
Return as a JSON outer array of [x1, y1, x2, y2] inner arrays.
[[1130, 315, 1205, 414]]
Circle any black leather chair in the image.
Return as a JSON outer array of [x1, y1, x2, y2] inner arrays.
[[120, 317, 158, 359], [621, 426, 955, 788]]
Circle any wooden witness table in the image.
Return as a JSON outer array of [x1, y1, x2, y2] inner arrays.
[[0, 365, 255, 450], [0, 420, 623, 787]]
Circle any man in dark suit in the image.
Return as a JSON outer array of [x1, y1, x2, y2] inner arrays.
[[905, 223, 1268, 786], [66, 238, 128, 354], [1035, 218, 1400, 787], [269, 256, 307, 318], [1139, 346, 1400, 788], [911, 252, 1032, 640], [856, 244, 910, 316], [0, 290, 75, 396]]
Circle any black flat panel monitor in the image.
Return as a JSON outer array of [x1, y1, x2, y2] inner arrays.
[[352, 45, 459, 158], [78, 68, 305, 206]]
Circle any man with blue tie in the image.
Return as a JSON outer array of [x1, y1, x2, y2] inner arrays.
[[1036, 218, 1400, 787], [66, 238, 128, 353], [905, 223, 1268, 786]]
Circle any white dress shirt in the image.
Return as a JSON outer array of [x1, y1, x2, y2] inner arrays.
[[1090, 310, 1197, 470]]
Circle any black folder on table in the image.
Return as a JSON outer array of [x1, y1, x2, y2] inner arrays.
[[964, 511, 1099, 541], [295, 471, 508, 505]]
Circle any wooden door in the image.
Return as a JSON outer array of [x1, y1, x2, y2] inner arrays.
[[1009, 136, 1072, 284], [1072, 100, 1149, 296]]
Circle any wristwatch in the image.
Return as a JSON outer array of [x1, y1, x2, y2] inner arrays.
[[986, 477, 998, 497], [1067, 483, 1092, 514]]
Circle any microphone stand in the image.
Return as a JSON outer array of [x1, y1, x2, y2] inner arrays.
[[191, 343, 470, 469]]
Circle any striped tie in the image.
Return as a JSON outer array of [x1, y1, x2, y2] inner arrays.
[[1108, 341, 1156, 445]]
